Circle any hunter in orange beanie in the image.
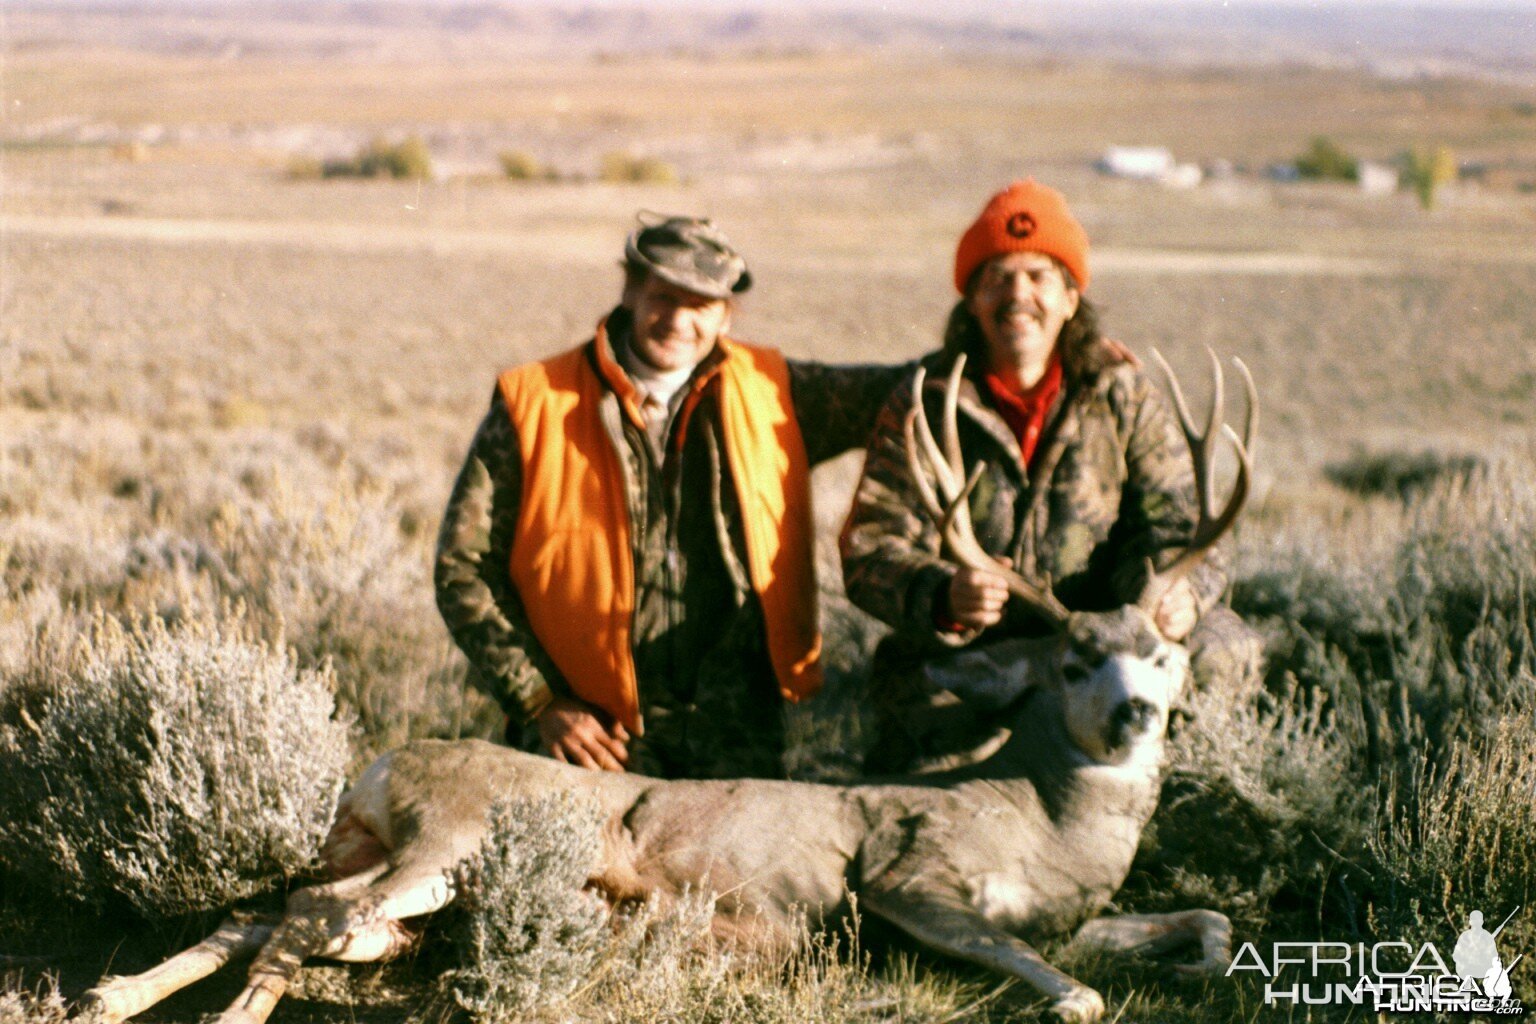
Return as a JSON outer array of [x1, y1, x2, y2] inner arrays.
[[953, 179, 1090, 294], [841, 179, 1266, 776]]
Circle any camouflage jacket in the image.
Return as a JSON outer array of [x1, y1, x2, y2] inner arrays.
[[840, 325, 1227, 655], [435, 308, 911, 776]]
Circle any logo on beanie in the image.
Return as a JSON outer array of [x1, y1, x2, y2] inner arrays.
[[1006, 212, 1037, 239]]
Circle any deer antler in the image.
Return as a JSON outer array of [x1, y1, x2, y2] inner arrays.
[[1140, 347, 1258, 613], [904, 354, 1071, 627]]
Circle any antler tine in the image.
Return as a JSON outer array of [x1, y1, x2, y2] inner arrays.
[[1141, 350, 1259, 611], [1233, 355, 1258, 459], [939, 461, 989, 550], [941, 354, 968, 489], [902, 356, 1071, 626], [1200, 346, 1224, 514], [903, 398, 946, 525], [909, 366, 961, 502], [1151, 346, 1222, 517]]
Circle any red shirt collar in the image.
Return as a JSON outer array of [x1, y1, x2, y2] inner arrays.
[[980, 355, 1062, 465]]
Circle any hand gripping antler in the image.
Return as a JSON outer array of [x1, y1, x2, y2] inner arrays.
[[1139, 347, 1259, 613], [904, 354, 1071, 626]]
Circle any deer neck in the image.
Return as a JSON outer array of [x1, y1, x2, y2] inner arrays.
[[935, 687, 1164, 924], [969, 687, 1165, 832]]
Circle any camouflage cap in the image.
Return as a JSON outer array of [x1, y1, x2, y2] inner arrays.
[[623, 211, 752, 299]]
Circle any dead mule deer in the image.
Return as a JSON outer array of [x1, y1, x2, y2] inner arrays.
[[83, 350, 1255, 1024]]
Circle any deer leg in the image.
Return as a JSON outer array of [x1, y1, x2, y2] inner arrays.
[[208, 918, 319, 1024], [80, 915, 276, 1024], [208, 859, 461, 1024], [319, 863, 458, 962], [197, 861, 409, 1024], [860, 889, 1106, 1024], [1068, 909, 1232, 975]]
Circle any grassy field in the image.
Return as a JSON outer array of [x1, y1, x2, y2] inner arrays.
[[4, 35, 1536, 1023]]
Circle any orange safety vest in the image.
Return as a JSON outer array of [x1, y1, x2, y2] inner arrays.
[[496, 323, 822, 734]]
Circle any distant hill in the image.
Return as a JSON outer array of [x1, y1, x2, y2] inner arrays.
[[8, 0, 1536, 83]]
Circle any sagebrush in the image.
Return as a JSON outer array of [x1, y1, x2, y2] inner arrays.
[[0, 612, 349, 918]]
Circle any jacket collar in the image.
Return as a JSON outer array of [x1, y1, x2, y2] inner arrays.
[[591, 307, 732, 431]]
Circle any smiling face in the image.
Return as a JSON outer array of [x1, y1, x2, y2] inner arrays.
[[624, 272, 732, 372], [1058, 607, 1187, 765], [966, 251, 1080, 383]]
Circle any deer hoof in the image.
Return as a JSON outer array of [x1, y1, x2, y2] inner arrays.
[[77, 983, 131, 1024], [1049, 986, 1106, 1024]]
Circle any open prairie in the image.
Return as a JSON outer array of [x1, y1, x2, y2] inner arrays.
[[5, 6, 1536, 1022]]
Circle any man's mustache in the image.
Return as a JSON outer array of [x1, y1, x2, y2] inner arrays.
[[995, 302, 1043, 323], [643, 327, 698, 344]]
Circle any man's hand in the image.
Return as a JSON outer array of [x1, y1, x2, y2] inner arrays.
[[945, 562, 1011, 631], [536, 695, 630, 772], [1153, 579, 1198, 642]]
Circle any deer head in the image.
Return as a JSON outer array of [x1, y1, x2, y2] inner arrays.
[[904, 349, 1256, 766]]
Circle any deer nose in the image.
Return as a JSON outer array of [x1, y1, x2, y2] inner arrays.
[[1111, 697, 1157, 735]]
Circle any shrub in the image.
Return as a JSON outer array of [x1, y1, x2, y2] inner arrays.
[[498, 150, 555, 181], [1, 425, 494, 764], [1294, 135, 1358, 181], [286, 155, 325, 180], [443, 793, 611, 1018], [1323, 448, 1483, 501], [1156, 451, 1536, 953], [1370, 718, 1536, 1005], [0, 611, 350, 918], [323, 135, 434, 180], [599, 151, 679, 185], [1128, 667, 1370, 934], [1402, 144, 1458, 210], [0, 978, 68, 1024], [1235, 455, 1536, 773]]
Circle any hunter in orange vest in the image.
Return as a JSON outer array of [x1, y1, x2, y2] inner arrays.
[[437, 214, 911, 780]]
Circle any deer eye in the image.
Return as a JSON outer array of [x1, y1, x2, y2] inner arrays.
[[1062, 662, 1089, 684]]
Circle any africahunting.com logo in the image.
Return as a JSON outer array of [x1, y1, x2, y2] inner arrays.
[[1227, 906, 1526, 1015]]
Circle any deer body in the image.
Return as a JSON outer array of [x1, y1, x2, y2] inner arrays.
[[335, 674, 1159, 948], [86, 619, 1199, 1024]]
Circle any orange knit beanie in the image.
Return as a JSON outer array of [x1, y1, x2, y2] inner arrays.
[[953, 179, 1091, 294]]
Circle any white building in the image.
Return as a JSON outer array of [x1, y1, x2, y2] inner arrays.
[[1357, 161, 1399, 195], [1097, 146, 1202, 188], [1097, 146, 1176, 180]]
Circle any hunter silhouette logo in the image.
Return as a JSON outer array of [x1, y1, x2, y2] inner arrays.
[[1005, 211, 1036, 238], [1456, 908, 1523, 1001]]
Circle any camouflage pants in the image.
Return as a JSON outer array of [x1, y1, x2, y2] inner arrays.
[[862, 605, 1264, 776]]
